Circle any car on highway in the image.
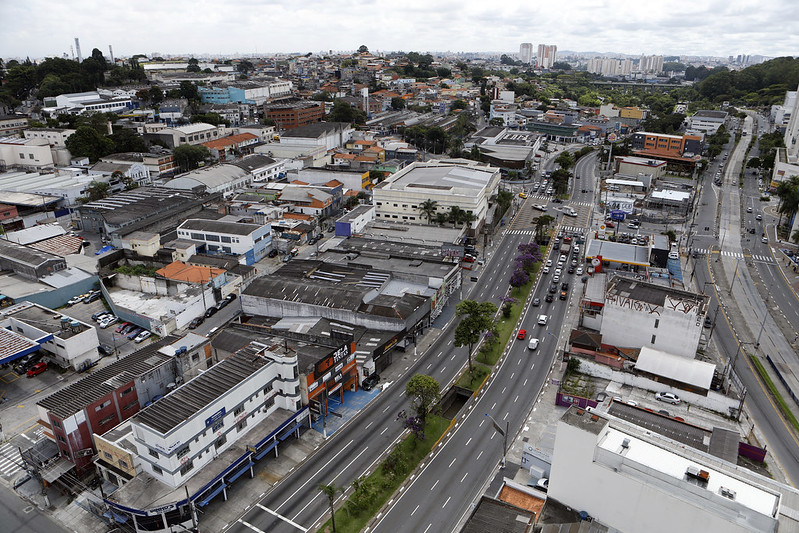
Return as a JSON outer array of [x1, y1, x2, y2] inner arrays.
[[27, 362, 48, 377], [576, 267, 583, 275], [747, 207, 753, 213], [527, 338, 539, 350], [537, 314, 548, 326], [552, 274, 560, 283], [559, 289, 568, 300], [532, 297, 541, 307], [545, 293, 554, 303], [134, 330, 152, 343], [655, 392, 681, 405], [542, 266, 550, 274], [188, 316, 205, 329], [361, 373, 380, 391], [517, 329, 527, 340], [756, 214, 762, 220]]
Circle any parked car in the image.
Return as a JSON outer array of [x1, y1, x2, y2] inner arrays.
[[83, 293, 102, 304], [98, 344, 114, 357], [205, 307, 218, 318], [99, 316, 118, 328], [188, 316, 205, 329], [27, 362, 48, 377], [127, 327, 143, 340], [361, 373, 380, 391], [92, 311, 111, 321], [527, 338, 539, 350], [535, 478, 549, 492], [655, 392, 681, 405], [115, 322, 130, 333], [66, 295, 84, 306], [268, 249, 279, 258], [134, 331, 152, 343], [215, 298, 230, 310], [704, 316, 713, 328], [517, 329, 527, 340]]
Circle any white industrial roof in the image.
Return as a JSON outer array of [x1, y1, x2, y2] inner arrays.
[[651, 190, 691, 201], [635, 346, 715, 390]]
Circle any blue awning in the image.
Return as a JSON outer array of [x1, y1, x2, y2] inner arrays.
[[226, 461, 253, 484], [255, 440, 278, 460], [197, 483, 227, 508], [103, 510, 130, 523]]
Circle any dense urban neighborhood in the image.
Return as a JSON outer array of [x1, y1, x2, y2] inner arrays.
[[1, 38, 799, 533]]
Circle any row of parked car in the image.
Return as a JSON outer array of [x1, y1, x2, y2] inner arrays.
[[10, 353, 48, 377], [91, 311, 151, 343], [66, 289, 102, 306]]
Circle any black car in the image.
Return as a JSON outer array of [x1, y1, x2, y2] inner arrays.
[[362, 373, 380, 391], [205, 307, 218, 318], [98, 344, 114, 357], [561, 282, 570, 290], [545, 293, 554, 303], [268, 249, 279, 258], [704, 316, 713, 328], [549, 284, 558, 294], [532, 297, 541, 307], [568, 266, 575, 274], [189, 316, 205, 329]]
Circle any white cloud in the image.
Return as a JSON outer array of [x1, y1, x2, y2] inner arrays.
[[1, 0, 796, 59]]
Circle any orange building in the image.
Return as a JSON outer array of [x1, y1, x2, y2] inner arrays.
[[265, 101, 325, 130]]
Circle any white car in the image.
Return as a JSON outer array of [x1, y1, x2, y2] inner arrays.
[[546, 259, 553, 267], [559, 254, 567, 263], [537, 314, 548, 325], [99, 316, 118, 329], [553, 275, 560, 283], [542, 266, 550, 274], [528, 338, 540, 350], [134, 330, 152, 343], [576, 267, 584, 275], [554, 268, 562, 276], [655, 392, 681, 405]]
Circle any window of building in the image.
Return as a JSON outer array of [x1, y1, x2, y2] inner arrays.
[[263, 383, 273, 395], [123, 400, 137, 411], [149, 448, 159, 459], [118, 459, 128, 469], [214, 435, 227, 450], [651, 335, 656, 344], [264, 396, 275, 410], [104, 451, 113, 460], [176, 445, 190, 459], [237, 419, 247, 432], [205, 234, 220, 242], [221, 236, 231, 243], [152, 465, 163, 475], [654, 319, 659, 328], [192, 353, 199, 363], [234, 405, 244, 416], [52, 419, 61, 429], [95, 400, 111, 411], [99, 414, 116, 426], [120, 387, 134, 397], [179, 461, 194, 476]]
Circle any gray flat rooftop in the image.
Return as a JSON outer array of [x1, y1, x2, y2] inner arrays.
[[385, 163, 496, 192], [585, 239, 650, 266], [2, 301, 90, 340], [133, 349, 274, 435], [179, 218, 263, 236], [607, 275, 706, 309]]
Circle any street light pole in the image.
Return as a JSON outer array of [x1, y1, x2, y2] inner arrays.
[[485, 413, 508, 469]]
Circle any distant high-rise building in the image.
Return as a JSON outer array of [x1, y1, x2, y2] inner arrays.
[[74, 37, 82, 63], [519, 43, 533, 64], [537, 44, 557, 69], [638, 55, 664, 74]]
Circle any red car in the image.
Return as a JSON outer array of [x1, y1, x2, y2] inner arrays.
[[115, 322, 130, 333], [605, 221, 615, 228], [517, 329, 527, 340], [27, 362, 48, 377]]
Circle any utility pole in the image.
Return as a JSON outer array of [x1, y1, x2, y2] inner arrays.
[[485, 413, 508, 469]]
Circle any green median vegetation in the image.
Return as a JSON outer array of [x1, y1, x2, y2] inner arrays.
[[316, 414, 450, 533]]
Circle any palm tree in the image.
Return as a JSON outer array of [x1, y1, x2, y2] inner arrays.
[[448, 205, 465, 227], [775, 175, 799, 228], [419, 199, 438, 224], [318, 483, 340, 532]]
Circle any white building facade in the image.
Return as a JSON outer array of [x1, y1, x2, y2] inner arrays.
[[599, 276, 708, 358], [176, 219, 272, 265], [129, 348, 300, 488]]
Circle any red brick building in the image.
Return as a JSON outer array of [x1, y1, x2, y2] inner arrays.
[[265, 101, 325, 130]]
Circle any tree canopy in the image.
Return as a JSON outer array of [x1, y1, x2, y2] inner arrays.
[[405, 374, 440, 427], [454, 300, 497, 373]]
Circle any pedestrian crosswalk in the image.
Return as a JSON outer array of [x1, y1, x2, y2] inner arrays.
[[570, 201, 592, 207], [0, 441, 25, 479], [508, 225, 585, 237], [692, 249, 774, 263]]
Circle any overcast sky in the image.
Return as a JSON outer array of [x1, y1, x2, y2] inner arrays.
[[2, 0, 797, 61]]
